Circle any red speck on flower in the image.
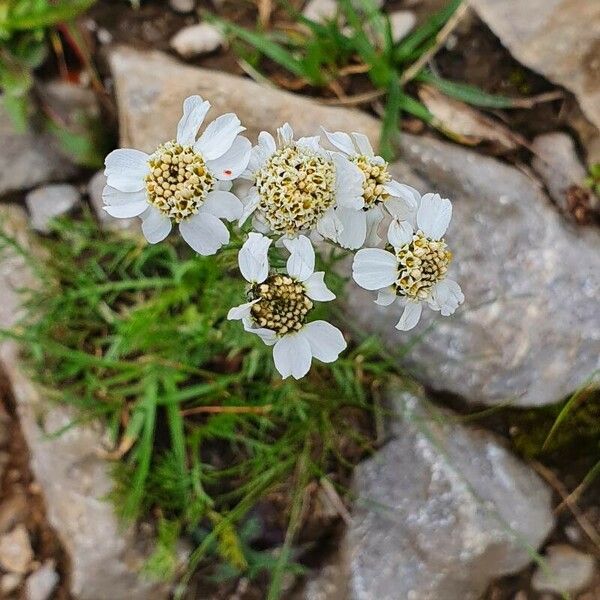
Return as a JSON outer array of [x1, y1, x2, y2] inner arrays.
[[224, 169, 232, 176]]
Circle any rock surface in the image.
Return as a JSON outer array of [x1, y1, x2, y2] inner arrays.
[[470, 0, 600, 132], [389, 10, 416, 43], [25, 184, 81, 233], [344, 390, 555, 600], [108, 47, 600, 407], [531, 544, 596, 594], [169, 0, 195, 13], [25, 561, 59, 600], [171, 23, 225, 58], [0, 106, 77, 197], [0, 524, 33, 574], [0, 205, 168, 600]]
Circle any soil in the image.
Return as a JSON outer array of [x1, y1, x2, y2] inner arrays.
[[0, 368, 71, 600]]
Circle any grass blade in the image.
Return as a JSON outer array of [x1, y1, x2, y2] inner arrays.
[[379, 76, 401, 160]]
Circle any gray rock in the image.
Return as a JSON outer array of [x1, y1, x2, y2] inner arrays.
[[169, 0, 195, 13], [298, 557, 349, 600], [0, 105, 77, 197], [302, 0, 338, 23], [170, 23, 225, 58], [344, 390, 554, 600], [389, 10, 416, 43], [0, 205, 168, 600], [0, 525, 33, 574], [531, 131, 598, 217], [531, 544, 595, 594], [470, 0, 600, 132], [25, 184, 81, 233], [25, 561, 59, 600], [108, 47, 600, 407]]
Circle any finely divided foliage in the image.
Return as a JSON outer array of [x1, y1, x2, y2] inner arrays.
[[103, 95, 464, 378]]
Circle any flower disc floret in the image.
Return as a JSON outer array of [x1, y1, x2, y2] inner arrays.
[[255, 144, 335, 235], [145, 141, 215, 223], [249, 274, 313, 335], [351, 155, 391, 209], [393, 231, 452, 300]]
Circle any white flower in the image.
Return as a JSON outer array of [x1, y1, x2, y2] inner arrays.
[[102, 95, 251, 255], [321, 128, 422, 247], [228, 233, 346, 379], [352, 191, 464, 331], [239, 123, 365, 248]]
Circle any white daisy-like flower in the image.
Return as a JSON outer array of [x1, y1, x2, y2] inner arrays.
[[102, 95, 251, 255], [352, 192, 464, 331], [238, 123, 366, 248], [228, 232, 347, 379], [321, 128, 424, 246]]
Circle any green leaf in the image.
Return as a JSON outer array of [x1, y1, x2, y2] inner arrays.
[[212, 17, 311, 82], [394, 0, 461, 64], [398, 94, 434, 123], [2, 93, 29, 132], [417, 71, 529, 109], [4, 0, 96, 31], [379, 76, 401, 161]]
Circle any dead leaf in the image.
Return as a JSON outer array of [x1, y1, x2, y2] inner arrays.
[[418, 85, 518, 152]]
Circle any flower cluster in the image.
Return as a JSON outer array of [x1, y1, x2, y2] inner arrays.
[[103, 96, 463, 379]]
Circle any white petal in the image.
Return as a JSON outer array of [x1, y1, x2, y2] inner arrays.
[[104, 148, 149, 192], [332, 154, 364, 209], [336, 207, 367, 250], [283, 235, 315, 281], [238, 232, 271, 283], [258, 131, 276, 153], [239, 187, 260, 226], [428, 279, 464, 316], [417, 193, 452, 240], [321, 128, 355, 155], [195, 113, 245, 160], [103, 200, 148, 218], [395, 302, 422, 331], [300, 320, 346, 363], [352, 248, 398, 290], [216, 180, 233, 192], [273, 333, 312, 379], [375, 288, 397, 306], [176, 95, 211, 146], [102, 185, 147, 206], [385, 181, 420, 208], [387, 219, 413, 249], [296, 136, 322, 152], [199, 191, 243, 222], [277, 123, 294, 145], [304, 272, 335, 301], [316, 207, 343, 242], [141, 206, 172, 243], [243, 319, 277, 346], [227, 299, 260, 321], [179, 212, 229, 255], [206, 136, 252, 181], [251, 214, 271, 234], [365, 205, 384, 246], [351, 132, 374, 157]]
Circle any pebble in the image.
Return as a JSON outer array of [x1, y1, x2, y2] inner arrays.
[[532, 544, 596, 594], [302, 0, 337, 23], [0, 525, 34, 574], [1, 572, 22, 595], [389, 10, 416, 43], [170, 23, 225, 59], [169, 0, 195, 13], [25, 561, 59, 600], [25, 184, 80, 233]]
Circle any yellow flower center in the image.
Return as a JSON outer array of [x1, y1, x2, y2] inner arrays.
[[394, 231, 452, 300], [351, 155, 391, 209], [249, 275, 313, 336], [255, 145, 335, 236], [145, 141, 214, 223]]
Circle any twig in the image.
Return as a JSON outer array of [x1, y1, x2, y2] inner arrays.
[[257, 0, 273, 28], [401, 1, 469, 85], [319, 477, 352, 525], [319, 89, 386, 106], [532, 460, 600, 554], [181, 404, 273, 416]]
